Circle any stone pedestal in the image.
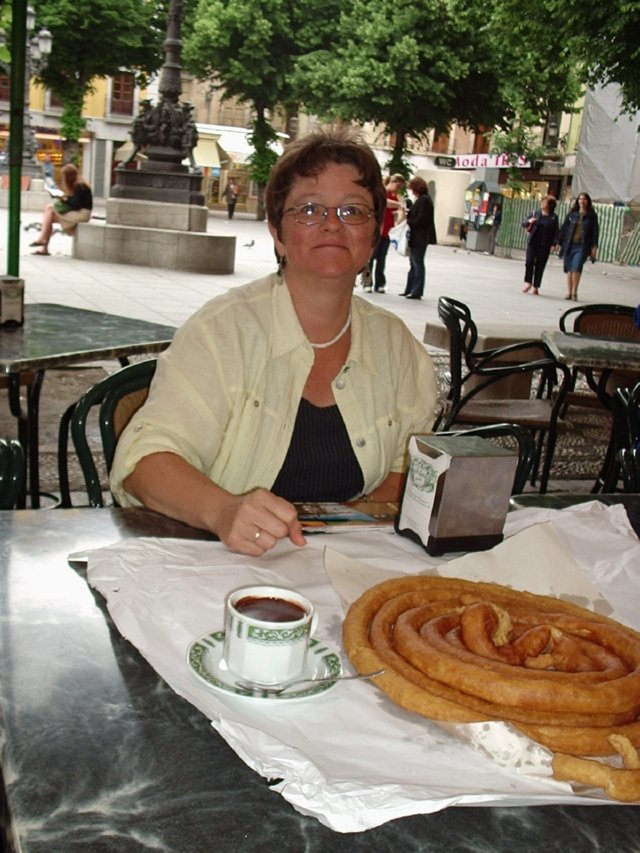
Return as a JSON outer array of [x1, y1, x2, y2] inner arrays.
[[73, 220, 235, 274], [106, 198, 208, 232], [111, 162, 204, 207]]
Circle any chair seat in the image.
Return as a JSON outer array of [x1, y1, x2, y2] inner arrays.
[[446, 398, 572, 432]]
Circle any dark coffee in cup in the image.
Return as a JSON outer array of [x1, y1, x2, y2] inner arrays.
[[235, 595, 306, 623]]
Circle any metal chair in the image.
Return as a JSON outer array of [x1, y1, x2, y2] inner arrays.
[[436, 424, 536, 495], [619, 448, 640, 493], [435, 296, 571, 493], [58, 359, 157, 507], [604, 382, 640, 492], [559, 303, 640, 413], [0, 438, 24, 510]]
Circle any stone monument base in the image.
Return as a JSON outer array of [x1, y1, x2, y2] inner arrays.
[[73, 220, 235, 274], [106, 198, 207, 232]]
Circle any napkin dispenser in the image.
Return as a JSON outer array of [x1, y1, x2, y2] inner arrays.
[[0, 276, 24, 327], [396, 434, 518, 556]]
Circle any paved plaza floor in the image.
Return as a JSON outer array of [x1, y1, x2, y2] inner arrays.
[[3, 204, 638, 346]]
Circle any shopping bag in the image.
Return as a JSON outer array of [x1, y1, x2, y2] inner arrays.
[[389, 221, 410, 256]]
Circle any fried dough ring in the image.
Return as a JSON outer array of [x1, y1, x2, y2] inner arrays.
[[343, 575, 640, 795]]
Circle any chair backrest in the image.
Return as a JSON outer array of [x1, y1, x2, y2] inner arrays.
[[58, 359, 157, 507], [559, 304, 640, 340], [437, 296, 479, 406], [0, 438, 24, 510], [436, 423, 536, 495]]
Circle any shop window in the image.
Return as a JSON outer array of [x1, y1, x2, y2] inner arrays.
[[110, 73, 135, 117], [0, 75, 10, 102]]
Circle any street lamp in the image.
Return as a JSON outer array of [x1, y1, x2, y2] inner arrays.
[[0, 4, 52, 174], [1, 1, 53, 277], [17, 5, 52, 174]]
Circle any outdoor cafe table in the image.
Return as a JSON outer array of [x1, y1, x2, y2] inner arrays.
[[1, 505, 639, 850], [542, 330, 640, 490], [0, 302, 176, 508]]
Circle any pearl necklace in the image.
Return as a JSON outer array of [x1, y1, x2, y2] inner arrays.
[[309, 309, 352, 349]]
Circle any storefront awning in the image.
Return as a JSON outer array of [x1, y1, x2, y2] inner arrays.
[[466, 180, 503, 195], [191, 138, 221, 170]]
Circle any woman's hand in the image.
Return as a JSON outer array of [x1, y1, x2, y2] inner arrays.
[[123, 452, 306, 556], [215, 488, 306, 556]]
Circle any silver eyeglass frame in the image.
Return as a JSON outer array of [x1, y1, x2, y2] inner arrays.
[[284, 202, 375, 226]]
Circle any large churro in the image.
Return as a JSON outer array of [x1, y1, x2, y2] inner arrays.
[[343, 576, 640, 801]]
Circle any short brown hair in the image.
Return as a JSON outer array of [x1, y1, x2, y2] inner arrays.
[[266, 129, 386, 237], [408, 176, 428, 195], [542, 194, 557, 212]]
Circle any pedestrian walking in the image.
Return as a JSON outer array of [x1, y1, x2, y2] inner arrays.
[[558, 192, 599, 301], [225, 179, 239, 220], [486, 203, 502, 255], [521, 195, 559, 295]]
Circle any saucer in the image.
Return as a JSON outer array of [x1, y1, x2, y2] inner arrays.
[[187, 630, 343, 701]]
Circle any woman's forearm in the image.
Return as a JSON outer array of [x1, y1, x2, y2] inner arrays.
[[123, 451, 233, 533]]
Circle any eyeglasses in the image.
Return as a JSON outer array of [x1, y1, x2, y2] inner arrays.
[[284, 202, 374, 226]]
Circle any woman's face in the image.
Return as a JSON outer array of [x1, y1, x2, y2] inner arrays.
[[269, 162, 378, 284], [578, 194, 589, 210]]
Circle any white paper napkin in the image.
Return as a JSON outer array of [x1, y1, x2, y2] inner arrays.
[[85, 504, 640, 832]]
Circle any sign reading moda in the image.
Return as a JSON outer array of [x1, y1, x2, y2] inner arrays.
[[435, 154, 531, 169]]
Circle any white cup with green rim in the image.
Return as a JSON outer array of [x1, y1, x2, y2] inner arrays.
[[222, 585, 318, 684]]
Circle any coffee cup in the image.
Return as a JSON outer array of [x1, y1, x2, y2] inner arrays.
[[222, 585, 318, 685]]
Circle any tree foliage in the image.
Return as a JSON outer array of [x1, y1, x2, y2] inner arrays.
[[37, 0, 165, 147], [181, 0, 638, 211], [291, 0, 582, 173], [544, 0, 640, 113], [182, 0, 342, 215]]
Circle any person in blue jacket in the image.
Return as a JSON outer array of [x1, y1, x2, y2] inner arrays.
[[558, 192, 599, 301]]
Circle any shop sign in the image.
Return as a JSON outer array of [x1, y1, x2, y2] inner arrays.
[[453, 153, 530, 169]]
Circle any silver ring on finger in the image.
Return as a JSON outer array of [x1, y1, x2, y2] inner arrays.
[[254, 529, 262, 541]]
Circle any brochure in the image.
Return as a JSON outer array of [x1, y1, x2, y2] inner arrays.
[[295, 501, 398, 533]]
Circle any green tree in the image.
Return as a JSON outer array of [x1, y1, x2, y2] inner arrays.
[[292, 0, 479, 174], [293, 0, 582, 176], [37, 0, 165, 160], [483, 0, 583, 175], [183, 0, 299, 218], [545, 0, 640, 113]]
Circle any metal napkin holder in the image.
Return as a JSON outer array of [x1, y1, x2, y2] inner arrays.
[[0, 276, 24, 327], [396, 434, 518, 556]]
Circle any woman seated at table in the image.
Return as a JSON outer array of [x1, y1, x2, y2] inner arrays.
[[110, 130, 438, 555], [30, 163, 93, 256]]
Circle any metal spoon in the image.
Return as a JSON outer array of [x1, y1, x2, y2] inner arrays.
[[235, 668, 385, 695]]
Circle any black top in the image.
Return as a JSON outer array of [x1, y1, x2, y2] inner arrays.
[[67, 182, 93, 211], [522, 210, 559, 247], [271, 398, 364, 501], [407, 193, 437, 247]]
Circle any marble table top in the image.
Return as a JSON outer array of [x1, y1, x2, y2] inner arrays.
[[0, 303, 176, 373], [543, 330, 640, 372], [1, 507, 639, 851]]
